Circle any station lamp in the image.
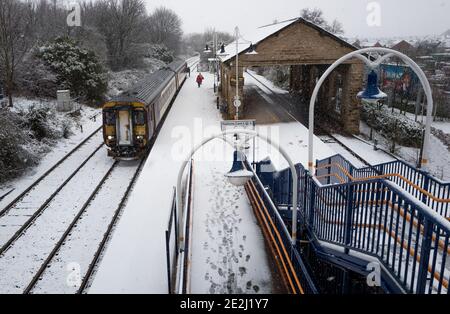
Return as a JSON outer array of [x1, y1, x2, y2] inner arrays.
[[357, 70, 387, 103], [225, 150, 254, 186]]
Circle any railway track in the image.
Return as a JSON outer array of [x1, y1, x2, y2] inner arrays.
[[245, 70, 388, 167], [0, 126, 102, 216], [23, 153, 150, 294], [0, 57, 195, 294], [0, 131, 105, 256]]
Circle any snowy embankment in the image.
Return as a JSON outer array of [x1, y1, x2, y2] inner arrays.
[[332, 134, 395, 166], [0, 97, 101, 207], [106, 58, 166, 98], [359, 121, 450, 181]]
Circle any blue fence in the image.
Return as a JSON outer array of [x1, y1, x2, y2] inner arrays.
[[258, 158, 450, 294], [247, 162, 318, 294], [316, 154, 450, 218]]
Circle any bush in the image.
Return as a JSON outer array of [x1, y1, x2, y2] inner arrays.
[[37, 37, 107, 104], [0, 110, 38, 184], [146, 44, 174, 64], [0, 103, 74, 184], [16, 53, 58, 98], [361, 102, 423, 148]]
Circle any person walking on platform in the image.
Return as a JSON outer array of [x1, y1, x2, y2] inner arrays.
[[196, 73, 204, 88]]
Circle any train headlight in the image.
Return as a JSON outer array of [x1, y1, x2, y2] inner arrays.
[[107, 135, 115, 141], [136, 135, 144, 140]]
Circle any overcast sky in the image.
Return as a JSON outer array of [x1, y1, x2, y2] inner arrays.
[[143, 0, 449, 39]]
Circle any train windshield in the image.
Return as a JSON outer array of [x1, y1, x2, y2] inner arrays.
[[133, 110, 145, 125], [104, 111, 116, 125]]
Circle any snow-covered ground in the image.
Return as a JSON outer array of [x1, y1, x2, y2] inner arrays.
[[247, 69, 289, 95], [88, 70, 336, 293], [189, 161, 274, 294], [332, 134, 395, 166], [0, 145, 115, 294], [391, 108, 450, 135], [359, 121, 450, 181], [88, 72, 224, 293], [0, 97, 101, 206], [30, 160, 140, 294], [247, 70, 449, 181]]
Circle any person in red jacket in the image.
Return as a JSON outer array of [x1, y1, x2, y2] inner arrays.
[[196, 73, 204, 88]]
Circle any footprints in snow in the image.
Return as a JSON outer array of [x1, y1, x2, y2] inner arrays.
[[201, 169, 259, 293]]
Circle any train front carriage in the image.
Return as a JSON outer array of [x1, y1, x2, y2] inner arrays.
[[102, 59, 189, 160], [103, 100, 149, 159]]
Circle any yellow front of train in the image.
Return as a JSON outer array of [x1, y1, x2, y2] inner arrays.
[[102, 101, 148, 159]]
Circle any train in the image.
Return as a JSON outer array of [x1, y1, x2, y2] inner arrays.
[[102, 59, 189, 159]]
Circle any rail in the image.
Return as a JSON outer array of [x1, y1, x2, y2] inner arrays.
[[246, 161, 318, 294], [259, 159, 450, 294], [165, 188, 179, 294], [174, 159, 194, 294], [316, 154, 450, 218]]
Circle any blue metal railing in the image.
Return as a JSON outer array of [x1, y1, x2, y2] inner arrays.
[[316, 154, 450, 217], [248, 162, 318, 294], [258, 159, 450, 294]]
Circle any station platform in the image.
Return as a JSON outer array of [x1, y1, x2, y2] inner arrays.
[[88, 69, 337, 293]]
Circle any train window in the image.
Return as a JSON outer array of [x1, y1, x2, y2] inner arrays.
[[133, 110, 145, 125], [104, 111, 116, 125]]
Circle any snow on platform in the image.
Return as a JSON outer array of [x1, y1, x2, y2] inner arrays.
[[188, 160, 274, 294], [88, 72, 222, 293], [88, 69, 337, 293]]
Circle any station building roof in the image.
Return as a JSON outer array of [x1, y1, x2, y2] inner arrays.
[[218, 17, 357, 64]]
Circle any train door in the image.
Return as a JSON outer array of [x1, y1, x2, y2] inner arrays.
[[117, 110, 133, 145], [148, 105, 156, 138]]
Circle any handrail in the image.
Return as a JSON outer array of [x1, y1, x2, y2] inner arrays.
[[174, 160, 194, 294], [316, 162, 450, 204], [247, 161, 318, 294], [258, 159, 450, 294], [315, 154, 450, 219]]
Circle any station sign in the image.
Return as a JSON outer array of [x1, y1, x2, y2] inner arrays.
[[221, 120, 256, 132]]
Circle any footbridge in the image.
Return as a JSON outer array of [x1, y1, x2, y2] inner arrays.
[[252, 153, 450, 294]]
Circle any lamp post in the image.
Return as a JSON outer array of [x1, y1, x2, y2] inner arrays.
[[234, 26, 241, 120], [308, 47, 434, 173], [176, 129, 299, 249]]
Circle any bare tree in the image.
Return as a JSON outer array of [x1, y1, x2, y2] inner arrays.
[[300, 8, 345, 35], [146, 7, 183, 54], [300, 8, 327, 28], [326, 19, 344, 35], [0, 0, 35, 107], [93, 0, 147, 69]]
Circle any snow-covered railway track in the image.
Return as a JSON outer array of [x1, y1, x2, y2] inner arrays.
[[0, 126, 102, 215], [0, 143, 118, 293], [0, 140, 106, 257], [23, 154, 148, 294]]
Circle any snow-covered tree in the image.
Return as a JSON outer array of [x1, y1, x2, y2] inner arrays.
[[38, 37, 107, 103]]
